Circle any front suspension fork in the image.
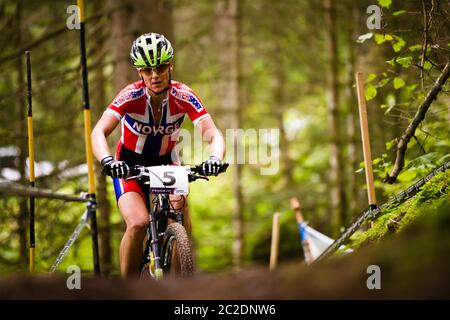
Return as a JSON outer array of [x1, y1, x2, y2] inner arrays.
[[148, 203, 163, 279]]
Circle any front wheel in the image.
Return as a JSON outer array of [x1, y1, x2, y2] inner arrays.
[[161, 223, 194, 277]]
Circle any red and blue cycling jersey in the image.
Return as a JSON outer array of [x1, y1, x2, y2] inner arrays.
[[105, 80, 210, 202], [105, 79, 210, 158]]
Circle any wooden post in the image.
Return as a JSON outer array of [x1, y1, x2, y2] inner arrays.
[[290, 197, 304, 224], [290, 197, 313, 264], [355, 72, 377, 208], [26, 51, 35, 273], [269, 212, 280, 271], [77, 0, 100, 275]]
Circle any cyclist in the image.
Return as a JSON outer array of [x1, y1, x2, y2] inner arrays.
[[91, 33, 226, 278]]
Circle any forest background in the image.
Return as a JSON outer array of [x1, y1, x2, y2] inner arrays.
[[0, 0, 449, 275]]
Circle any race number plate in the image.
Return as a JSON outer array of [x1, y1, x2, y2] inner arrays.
[[142, 166, 189, 195]]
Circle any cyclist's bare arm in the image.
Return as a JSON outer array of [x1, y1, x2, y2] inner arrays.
[[91, 112, 120, 162], [196, 117, 225, 160]]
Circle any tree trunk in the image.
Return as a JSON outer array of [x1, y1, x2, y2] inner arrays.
[[324, 0, 346, 237], [15, 0, 28, 269], [215, 0, 244, 269], [92, 1, 112, 276], [273, 4, 294, 187], [131, 0, 174, 41], [108, 0, 135, 90], [345, 1, 359, 224], [108, 0, 175, 273], [109, 0, 174, 98]]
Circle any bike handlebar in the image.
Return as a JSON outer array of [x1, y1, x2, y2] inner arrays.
[[126, 162, 229, 183]]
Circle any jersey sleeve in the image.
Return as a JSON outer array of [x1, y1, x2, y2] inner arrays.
[[170, 83, 210, 126], [105, 84, 145, 120]]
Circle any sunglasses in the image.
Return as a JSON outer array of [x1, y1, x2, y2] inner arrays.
[[140, 63, 170, 75]]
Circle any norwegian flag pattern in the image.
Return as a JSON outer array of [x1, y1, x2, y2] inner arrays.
[[105, 80, 210, 157]]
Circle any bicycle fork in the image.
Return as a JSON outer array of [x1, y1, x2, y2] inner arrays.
[[148, 203, 163, 279]]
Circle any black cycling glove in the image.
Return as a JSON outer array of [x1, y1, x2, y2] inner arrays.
[[101, 156, 129, 178], [201, 156, 223, 176]]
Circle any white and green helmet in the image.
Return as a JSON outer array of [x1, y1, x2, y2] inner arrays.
[[130, 33, 174, 68]]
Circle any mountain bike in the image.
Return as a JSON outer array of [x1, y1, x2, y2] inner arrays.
[[125, 163, 228, 279]]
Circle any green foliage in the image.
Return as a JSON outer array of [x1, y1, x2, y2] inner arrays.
[[396, 56, 412, 68], [189, 175, 235, 271], [365, 83, 378, 101], [378, 0, 392, 9], [392, 35, 406, 52], [393, 77, 405, 89], [365, 0, 449, 204], [1, 0, 449, 276], [247, 211, 302, 264], [392, 10, 406, 16], [349, 171, 450, 249]]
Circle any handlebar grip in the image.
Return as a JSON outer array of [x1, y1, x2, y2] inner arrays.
[[190, 162, 229, 175], [125, 165, 145, 179], [218, 162, 229, 173]]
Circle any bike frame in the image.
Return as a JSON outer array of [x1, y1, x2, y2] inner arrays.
[[144, 192, 182, 279], [128, 163, 228, 279]]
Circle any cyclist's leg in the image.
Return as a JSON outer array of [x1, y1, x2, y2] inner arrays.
[[117, 191, 149, 278], [168, 194, 191, 238]]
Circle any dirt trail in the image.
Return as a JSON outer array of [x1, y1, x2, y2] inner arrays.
[[2, 206, 450, 299]]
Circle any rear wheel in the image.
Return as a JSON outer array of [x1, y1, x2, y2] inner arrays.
[[161, 223, 193, 277]]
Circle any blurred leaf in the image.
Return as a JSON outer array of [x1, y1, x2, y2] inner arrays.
[[386, 58, 396, 66], [407, 84, 418, 93], [409, 44, 422, 51], [424, 61, 433, 71], [439, 154, 450, 163], [393, 36, 406, 52], [408, 153, 439, 169], [375, 33, 393, 44], [378, 77, 390, 87], [365, 83, 378, 100], [367, 73, 377, 82], [356, 32, 373, 43], [393, 77, 405, 89], [386, 139, 396, 150], [397, 56, 412, 68], [383, 94, 396, 114], [373, 158, 382, 165], [375, 34, 385, 44], [378, 0, 392, 8], [398, 169, 417, 182], [393, 10, 407, 16], [386, 94, 396, 105]]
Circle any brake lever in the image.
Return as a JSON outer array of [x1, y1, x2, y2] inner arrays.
[[125, 166, 147, 181], [125, 174, 141, 182], [189, 174, 209, 182]]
